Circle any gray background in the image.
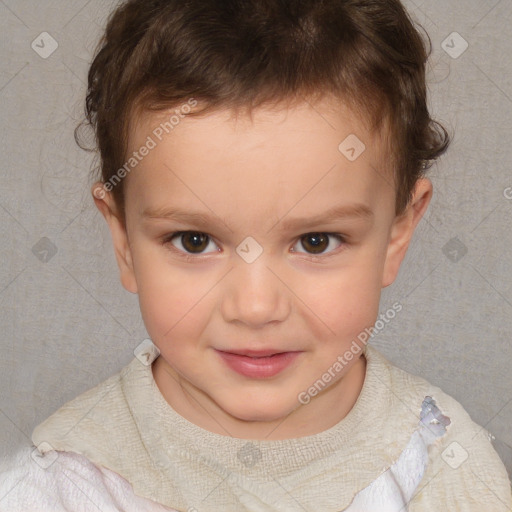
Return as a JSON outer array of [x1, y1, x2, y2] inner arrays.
[[1, 0, 511, 487]]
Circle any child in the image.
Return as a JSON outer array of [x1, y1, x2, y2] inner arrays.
[[1, 0, 511, 510]]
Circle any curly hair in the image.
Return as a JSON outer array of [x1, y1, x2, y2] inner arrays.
[[76, 0, 450, 219]]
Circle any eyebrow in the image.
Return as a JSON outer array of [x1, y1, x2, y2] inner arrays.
[[275, 203, 374, 231], [141, 203, 373, 231], [142, 207, 227, 229]]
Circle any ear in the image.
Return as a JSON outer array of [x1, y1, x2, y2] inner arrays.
[[92, 183, 138, 294], [382, 178, 433, 288]]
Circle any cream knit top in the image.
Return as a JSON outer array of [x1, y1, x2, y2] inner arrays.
[[26, 345, 511, 511]]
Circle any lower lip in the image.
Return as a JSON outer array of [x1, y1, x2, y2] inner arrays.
[[215, 350, 301, 378]]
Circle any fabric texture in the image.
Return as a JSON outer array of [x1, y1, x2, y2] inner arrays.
[[0, 446, 175, 512], [0, 397, 450, 512], [1, 344, 510, 511]]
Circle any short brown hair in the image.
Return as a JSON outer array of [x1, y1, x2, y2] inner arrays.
[[76, 0, 450, 219]]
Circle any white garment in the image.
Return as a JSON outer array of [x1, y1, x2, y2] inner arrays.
[[345, 397, 451, 511], [0, 445, 175, 512]]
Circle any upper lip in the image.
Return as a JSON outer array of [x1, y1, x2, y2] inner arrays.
[[216, 348, 297, 357]]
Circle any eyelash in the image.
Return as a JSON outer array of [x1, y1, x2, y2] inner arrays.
[[161, 231, 347, 261]]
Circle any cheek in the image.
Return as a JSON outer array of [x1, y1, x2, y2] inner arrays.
[[132, 249, 212, 349], [297, 256, 384, 343]]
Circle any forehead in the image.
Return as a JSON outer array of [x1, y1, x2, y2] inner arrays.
[[131, 95, 381, 145], [124, 97, 394, 225]]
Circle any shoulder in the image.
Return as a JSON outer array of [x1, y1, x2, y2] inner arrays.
[[410, 385, 512, 510], [30, 359, 138, 467], [0, 445, 176, 511], [366, 347, 512, 509]]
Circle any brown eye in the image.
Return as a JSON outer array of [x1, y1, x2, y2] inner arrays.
[[180, 232, 210, 253], [165, 231, 218, 255], [300, 233, 329, 254], [293, 233, 344, 256]]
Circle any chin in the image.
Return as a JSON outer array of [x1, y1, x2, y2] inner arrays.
[[221, 395, 298, 423]]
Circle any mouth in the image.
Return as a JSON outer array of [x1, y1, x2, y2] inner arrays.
[[218, 349, 289, 358], [214, 349, 302, 378]]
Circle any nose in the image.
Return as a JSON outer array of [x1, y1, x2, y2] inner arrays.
[[220, 256, 291, 328]]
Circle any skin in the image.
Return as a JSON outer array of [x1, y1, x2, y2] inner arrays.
[[93, 96, 432, 440]]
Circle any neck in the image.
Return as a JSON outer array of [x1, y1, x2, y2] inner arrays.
[[152, 354, 367, 440]]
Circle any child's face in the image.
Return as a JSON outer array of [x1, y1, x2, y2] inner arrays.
[[95, 96, 431, 437]]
